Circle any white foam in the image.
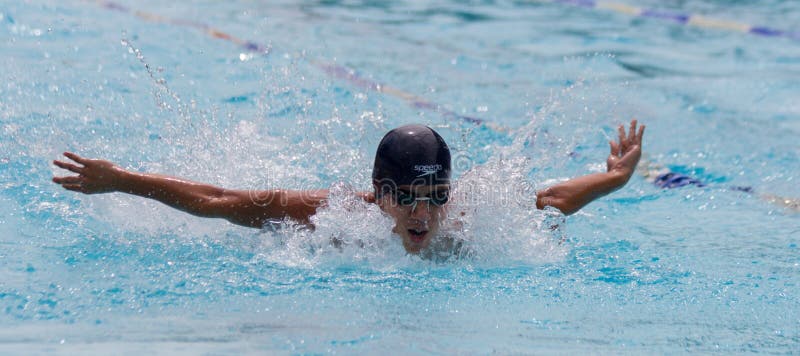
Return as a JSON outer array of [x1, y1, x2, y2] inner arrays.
[[445, 156, 569, 265]]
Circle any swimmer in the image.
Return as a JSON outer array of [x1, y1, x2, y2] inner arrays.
[[52, 120, 645, 254]]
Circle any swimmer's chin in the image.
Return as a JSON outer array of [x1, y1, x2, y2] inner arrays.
[[401, 229, 432, 254]]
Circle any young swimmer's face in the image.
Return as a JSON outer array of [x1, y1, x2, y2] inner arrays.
[[376, 184, 450, 254]]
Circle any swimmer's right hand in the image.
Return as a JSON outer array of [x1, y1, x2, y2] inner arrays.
[[52, 152, 126, 194]]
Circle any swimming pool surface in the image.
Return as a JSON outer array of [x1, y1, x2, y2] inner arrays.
[[2, 0, 799, 353]]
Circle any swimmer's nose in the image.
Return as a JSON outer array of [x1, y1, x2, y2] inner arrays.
[[410, 199, 432, 220]]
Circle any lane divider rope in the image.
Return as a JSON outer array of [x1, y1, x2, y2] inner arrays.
[[92, 0, 503, 131], [535, 0, 800, 41], [90, 0, 797, 134]]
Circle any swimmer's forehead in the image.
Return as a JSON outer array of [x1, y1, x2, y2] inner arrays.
[[396, 184, 450, 194]]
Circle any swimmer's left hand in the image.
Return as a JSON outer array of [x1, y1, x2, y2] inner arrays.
[[607, 119, 645, 181], [535, 119, 645, 215]]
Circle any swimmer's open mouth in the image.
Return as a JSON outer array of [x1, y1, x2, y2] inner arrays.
[[408, 229, 428, 242]]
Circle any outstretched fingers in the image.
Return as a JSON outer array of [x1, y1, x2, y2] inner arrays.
[[636, 124, 645, 146], [53, 159, 83, 174], [617, 124, 628, 152], [63, 152, 89, 165], [52, 176, 81, 184], [617, 119, 645, 153], [609, 140, 620, 157], [61, 184, 85, 193]]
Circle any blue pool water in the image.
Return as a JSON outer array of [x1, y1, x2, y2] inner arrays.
[[2, 0, 799, 353]]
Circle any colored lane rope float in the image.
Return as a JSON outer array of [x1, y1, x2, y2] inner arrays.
[[534, 0, 800, 41], [92, 0, 501, 131], [639, 160, 799, 212]]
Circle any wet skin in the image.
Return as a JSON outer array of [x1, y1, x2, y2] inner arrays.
[[53, 120, 645, 256], [374, 184, 449, 254]]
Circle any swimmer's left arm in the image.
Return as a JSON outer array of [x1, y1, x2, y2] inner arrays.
[[536, 120, 644, 215]]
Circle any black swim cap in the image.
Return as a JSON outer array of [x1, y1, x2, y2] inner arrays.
[[372, 124, 451, 189]]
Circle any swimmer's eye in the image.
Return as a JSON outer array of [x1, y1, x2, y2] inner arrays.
[[431, 190, 450, 205]]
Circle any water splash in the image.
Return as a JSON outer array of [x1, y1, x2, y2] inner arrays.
[[446, 156, 569, 264], [119, 36, 190, 128], [257, 183, 409, 269], [26, 36, 625, 269]]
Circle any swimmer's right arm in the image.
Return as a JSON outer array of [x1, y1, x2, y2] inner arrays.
[[52, 152, 327, 228]]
